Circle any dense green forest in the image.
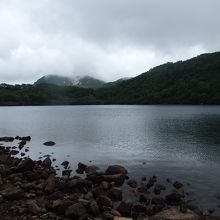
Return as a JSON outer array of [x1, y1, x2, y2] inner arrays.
[[0, 52, 220, 105], [96, 52, 220, 104]]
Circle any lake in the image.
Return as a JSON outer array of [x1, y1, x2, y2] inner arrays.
[[0, 105, 220, 212]]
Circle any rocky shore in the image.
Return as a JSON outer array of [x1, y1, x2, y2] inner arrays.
[[0, 136, 219, 220]]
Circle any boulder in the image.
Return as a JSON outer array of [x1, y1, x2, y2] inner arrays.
[[105, 165, 128, 175], [152, 197, 165, 207], [18, 144, 25, 150], [43, 141, 56, 146], [16, 158, 35, 172], [114, 218, 132, 220], [1, 187, 24, 200], [78, 162, 88, 171], [42, 157, 52, 167], [147, 176, 157, 189], [65, 202, 87, 218], [0, 174, 3, 185], [132, 204, 147, 213], [23, 170, 39, 181], [56, 200, 72, 215], [173, 181, 184, 189], [29, 201, 46, 216], [142, 177, 147, 181], [61, 161, 69, 169], [139, 194, 149, 204], [86, 172, 104, 183], [103, 212, 114, 220], [76, 168, 84, 174], [165, 191, 183, 205], [102, 174, 126, 186], [52, 199, 63, 209], [62, 169, 72, 177], [18, 140, 27, 146], [68, 178, 93, 193], [89, 200, 100, 216], [97, 195, 112, 210], [109, 187, 123, 201], [85, 165, 99, 174], [101, 181, 110, 190], [127, 179, 138, 188], [10, 150, 19, 155], [151, 207, 200, 220], [18, 136, 31, 141], [92, 185, 106, 198], [116, 201, 133, 216], [154, 184, 166, 195], [45, 174, 56, 193], [0, 164, 10, 177], [111, 209, 121, 217], [0, 136, 14, 142]]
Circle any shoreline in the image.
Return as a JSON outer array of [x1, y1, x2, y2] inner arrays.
[[0, 136, 219, 220]]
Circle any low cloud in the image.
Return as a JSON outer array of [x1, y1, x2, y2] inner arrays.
[[0, 0, 219, 84]]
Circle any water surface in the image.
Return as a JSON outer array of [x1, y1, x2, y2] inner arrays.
[[0, 105, 220, 212]]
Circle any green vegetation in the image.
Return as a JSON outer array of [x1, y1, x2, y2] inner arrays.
[[96, 52, 220, 104], [0, 52, 220, 105], [0, 84, 99, 105]]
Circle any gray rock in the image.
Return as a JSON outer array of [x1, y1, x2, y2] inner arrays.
[[173, 181, 184, 189], [43, 141, 56, 146], [105, 165, 128, 175]]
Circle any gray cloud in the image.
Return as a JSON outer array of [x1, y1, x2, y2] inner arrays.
[[0, 0, 220, 84]]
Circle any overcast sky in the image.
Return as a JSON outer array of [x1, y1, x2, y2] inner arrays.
[[0, 0, 220, 84]]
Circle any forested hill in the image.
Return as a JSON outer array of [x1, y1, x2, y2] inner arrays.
[[0, 52, 220, 105], [96, 52, 220, 104]]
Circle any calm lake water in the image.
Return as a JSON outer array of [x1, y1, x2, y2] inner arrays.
[[0, 105, 220, 212]]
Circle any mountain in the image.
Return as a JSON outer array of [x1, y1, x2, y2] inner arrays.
[[0, 51, 220, 105], [103, 77, 131, 87], [34, 75, 106, 89], [95, 52, 220, 104]]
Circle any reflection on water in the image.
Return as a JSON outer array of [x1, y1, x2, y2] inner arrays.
[[0, 105, 220, 212]]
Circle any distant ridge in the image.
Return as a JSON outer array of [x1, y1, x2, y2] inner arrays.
[[0, 51, 220, 105], [34, 75, 106, 89], [103, 77, 131, 87]]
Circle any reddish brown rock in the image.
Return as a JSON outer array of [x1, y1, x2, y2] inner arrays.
[[45, 174, 56, 193]]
